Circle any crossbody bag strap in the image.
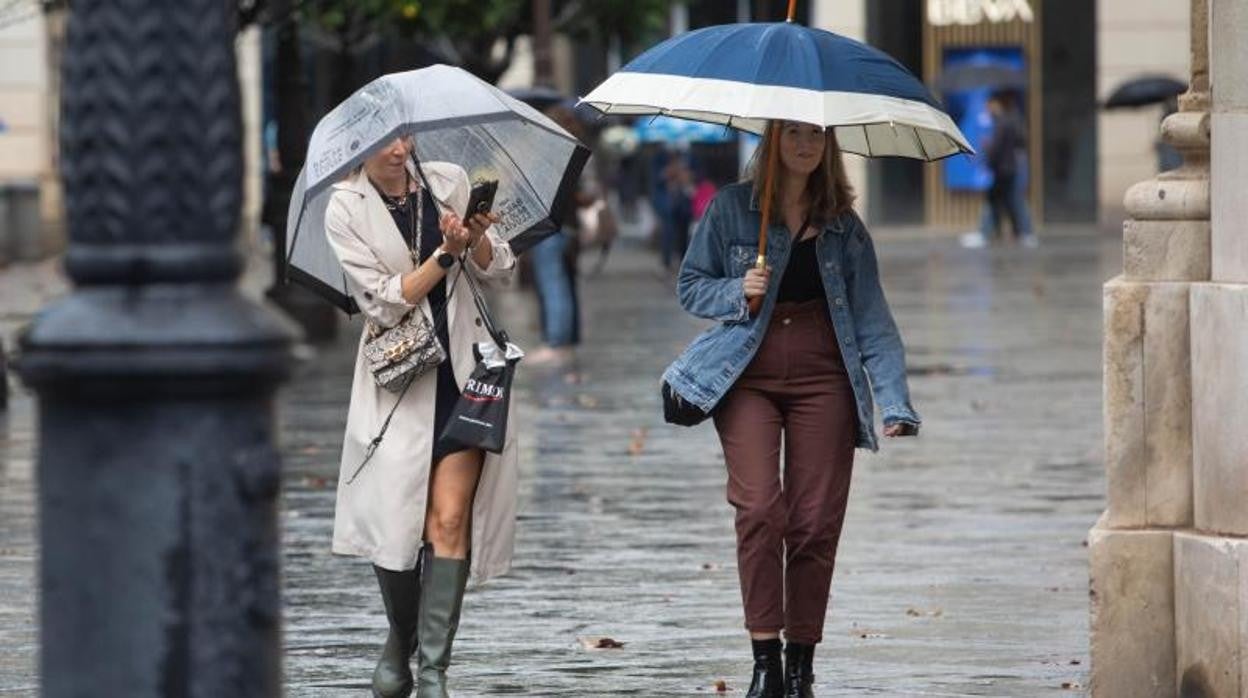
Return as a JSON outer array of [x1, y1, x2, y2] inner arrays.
[[348, 183, 468, 484], [458, 258, 508, 350]]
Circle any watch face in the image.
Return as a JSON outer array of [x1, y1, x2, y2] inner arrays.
[[438, 251, 455, 268]]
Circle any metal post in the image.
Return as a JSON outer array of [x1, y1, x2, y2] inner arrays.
[[15, 3, 297, 696]]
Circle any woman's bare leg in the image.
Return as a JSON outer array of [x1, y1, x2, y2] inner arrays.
[[424, 449, 484, 559]]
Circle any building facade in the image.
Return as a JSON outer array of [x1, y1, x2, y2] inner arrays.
[[0, 7, 63, 262], [813, 0, 1189, 230]]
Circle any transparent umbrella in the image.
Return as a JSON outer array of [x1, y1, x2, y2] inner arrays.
[[285, 64, 590, 313]]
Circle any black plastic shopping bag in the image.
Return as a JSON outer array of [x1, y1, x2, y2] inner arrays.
[[438, 341, 519, 454], [438, 266, 522, 454]]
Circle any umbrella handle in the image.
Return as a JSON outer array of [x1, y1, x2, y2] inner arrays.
[[787, 0, 798, 22], [749, 122, 781, 317]]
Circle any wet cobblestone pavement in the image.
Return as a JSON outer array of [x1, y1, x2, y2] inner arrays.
[[1, 231, 1119, 696]]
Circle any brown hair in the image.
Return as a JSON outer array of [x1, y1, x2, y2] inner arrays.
[[746, 121, 856, 225]]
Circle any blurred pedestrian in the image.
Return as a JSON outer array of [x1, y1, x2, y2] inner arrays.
[[963, 92, 1037, 248], [527, 104, 595, 366], [324, 135, 520, 697], [664, 153, 695, 266], [664, 121, 921, 697], [690, 161, 719, 231]]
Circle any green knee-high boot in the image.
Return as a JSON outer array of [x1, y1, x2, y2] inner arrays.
[[372, 548, 425, 698], [415, 554, 470, 698]]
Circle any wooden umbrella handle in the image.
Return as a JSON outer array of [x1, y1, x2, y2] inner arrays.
[[748, 122, 781, 317], [787, 0, 798, 22]]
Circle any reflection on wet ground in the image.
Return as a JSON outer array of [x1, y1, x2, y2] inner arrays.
[[1, 231, 1118, 696]]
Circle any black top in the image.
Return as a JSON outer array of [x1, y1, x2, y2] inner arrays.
[[379, 184, 448, 321], [777, 234, 824, 303], [376, 181, 465, 460]]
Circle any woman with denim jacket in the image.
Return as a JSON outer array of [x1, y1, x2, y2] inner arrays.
[[663, 121, 920, 697]]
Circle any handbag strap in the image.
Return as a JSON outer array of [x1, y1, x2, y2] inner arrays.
[[348, 157, 511, 485], [409, 154, 504, 347], [459, 258, 509, 350], [347, 248, 467, 485]]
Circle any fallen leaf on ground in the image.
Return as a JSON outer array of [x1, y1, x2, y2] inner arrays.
[[701, 562, 721, 571], [1061, 681, 1082, 690], [905, 607, 943, 617], [576, 394, 599, 409], [578, 636, 625, 650], [628, 427, 648, 456], [714, 679, 728, 693]]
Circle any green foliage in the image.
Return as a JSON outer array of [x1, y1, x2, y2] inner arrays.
[[290, 0, 672, 83]]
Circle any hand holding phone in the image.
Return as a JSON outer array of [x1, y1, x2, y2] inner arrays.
[[464, 179, 499, 220]]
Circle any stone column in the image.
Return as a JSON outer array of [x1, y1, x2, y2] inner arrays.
[[1090, 1, 1209, 695], [15, 3, 296, 696], [1177, 0, 1248, 695]]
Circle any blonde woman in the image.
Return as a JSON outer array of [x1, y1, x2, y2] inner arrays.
[[325, 136, 518, 698]]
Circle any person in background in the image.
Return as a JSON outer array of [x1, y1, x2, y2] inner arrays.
[[962, 92, 1038, 248], [527, 104, 596, 367], [663, 152, 695, 269], [690, 161, 719, 233]]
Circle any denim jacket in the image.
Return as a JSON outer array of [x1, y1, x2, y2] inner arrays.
[[662, 182, 920, 451]]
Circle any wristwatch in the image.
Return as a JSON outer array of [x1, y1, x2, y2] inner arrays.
[[434, 248, 456, 269]]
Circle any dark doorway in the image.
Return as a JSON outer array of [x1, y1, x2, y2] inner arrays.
[[1041, 0, 1098, 222], [865, 0, 926, 224]]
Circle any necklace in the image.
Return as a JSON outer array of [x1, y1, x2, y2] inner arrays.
[[375, 177, 410, 211], [370, 171, 423, 265]]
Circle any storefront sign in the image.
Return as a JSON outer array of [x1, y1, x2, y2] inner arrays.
[[927, 0, 1035, 26]]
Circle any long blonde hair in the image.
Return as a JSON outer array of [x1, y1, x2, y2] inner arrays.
[[746, 121, 856, 225]]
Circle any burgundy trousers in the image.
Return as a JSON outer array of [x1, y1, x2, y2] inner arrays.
[[713, 299, 857, 644]]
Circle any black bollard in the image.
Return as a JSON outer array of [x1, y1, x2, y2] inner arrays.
[[15, 3, 297, 697]]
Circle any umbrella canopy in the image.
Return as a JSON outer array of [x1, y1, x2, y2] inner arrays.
[[1104, 75, 1186, 109], [286, 65, 590, 313], [937, 63, 1027, 94], [582, 21, 973, 160], [634, 115, 734, 144]]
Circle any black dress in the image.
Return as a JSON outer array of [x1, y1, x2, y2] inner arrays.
[[378, 183, 464, 462]]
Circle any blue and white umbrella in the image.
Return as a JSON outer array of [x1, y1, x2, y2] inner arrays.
[[583, 9, 971, 313], [582, 21, 972, 160]]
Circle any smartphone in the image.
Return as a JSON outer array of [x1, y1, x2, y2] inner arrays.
[[464, 179, 499, 220]]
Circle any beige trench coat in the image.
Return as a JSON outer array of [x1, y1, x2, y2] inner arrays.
[[325, 162, 519, 584]]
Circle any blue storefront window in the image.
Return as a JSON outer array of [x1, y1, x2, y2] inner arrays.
[[941, 47, 1025, 192]]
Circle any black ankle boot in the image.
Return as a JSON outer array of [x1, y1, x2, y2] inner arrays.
[[783, 642, 815, 698], [746, 639, 784, 698]]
